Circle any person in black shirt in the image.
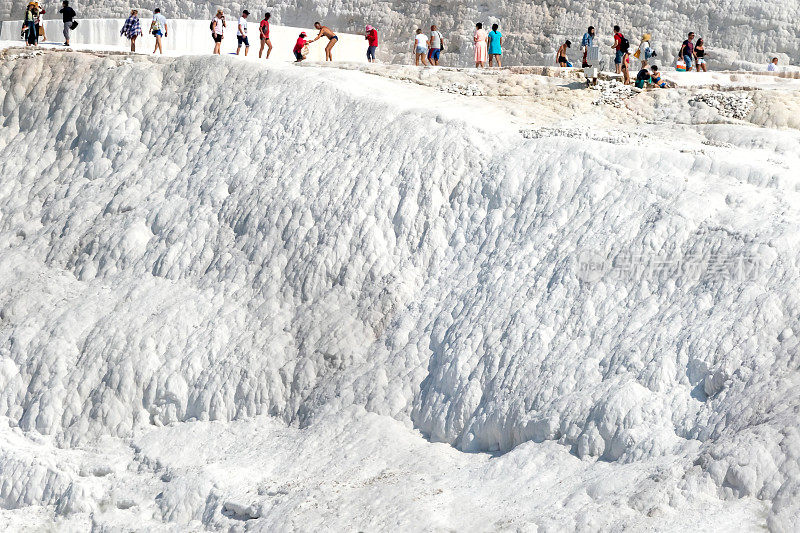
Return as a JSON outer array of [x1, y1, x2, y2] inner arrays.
[[59, 0, 76, 46]]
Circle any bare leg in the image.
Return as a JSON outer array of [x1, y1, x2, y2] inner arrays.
[[131, 36, 136, 52], [325, 39, 336, 61], [497, 56, 502, 67], [266, 39, 272, 59], [259, 39, 265, 58]]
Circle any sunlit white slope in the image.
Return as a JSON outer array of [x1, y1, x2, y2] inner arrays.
[[0, 49, 799, 529]]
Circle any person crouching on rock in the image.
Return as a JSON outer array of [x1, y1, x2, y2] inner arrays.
[[293, 32, 308, 62]]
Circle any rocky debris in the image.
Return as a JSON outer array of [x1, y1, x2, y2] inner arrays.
[[690, 92, 754, 119], [591, 80, 636, 107], [520, 127, 632, 144], [441, 82, 486, 96]]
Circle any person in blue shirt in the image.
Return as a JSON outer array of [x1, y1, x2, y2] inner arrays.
[[488, 23, 503, 67], [581, 26, 594, 67]]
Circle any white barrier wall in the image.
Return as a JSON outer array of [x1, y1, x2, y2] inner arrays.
[[1, 18, 368, 62]]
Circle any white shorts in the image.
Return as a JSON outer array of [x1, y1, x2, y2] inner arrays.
[[415, 46, 427, 54], [697, 58, 706, 65]]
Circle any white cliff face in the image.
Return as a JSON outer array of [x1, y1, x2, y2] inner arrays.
[[2, 0, 798, 68], [1, 48, 800, 530]]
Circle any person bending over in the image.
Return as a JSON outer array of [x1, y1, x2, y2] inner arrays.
[[311, 22, 337, 61]]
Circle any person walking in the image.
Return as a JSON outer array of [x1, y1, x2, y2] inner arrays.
[[636, 33, 653, 68], [474, 22, 488, 67], [488, 23, 503, 67], [679, 32, 695, 71], [236, 10, 250, 56], [694, 38, 707, 71], [120, 9, 142, 52], [211, 9, 225, 55], [365, 25, 378, 62], [428, 25, 443, 65], [150, 8, 167, 54], [259, 12, 272, 58], [311, 22, 338, 61], [293, 31, 308, 62], [581, 26, 594, 67], [59, 1, 75, 46], [413, 28, 429, 66], [612, 25, 625, 74]]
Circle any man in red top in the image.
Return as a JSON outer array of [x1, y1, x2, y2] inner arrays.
[[259, 12, 272, 58], [612, 25, 624, 74], [365, 24, 378, 62], [293, 32, 308, 62]]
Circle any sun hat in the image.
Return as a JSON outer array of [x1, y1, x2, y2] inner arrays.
[[366, 25, 373, 31]]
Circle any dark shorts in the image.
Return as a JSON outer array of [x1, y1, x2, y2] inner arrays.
[[331, 35, 338, 41], [213, 34, 223, 43], [294, 50, 303, 61], [238, 35, 249, 47], [428, 48, 440, 61], [558, 56, 568, 64], [367, 45, 377, 60], [153, 30, 163, 37], [615, 49, 623, 64]]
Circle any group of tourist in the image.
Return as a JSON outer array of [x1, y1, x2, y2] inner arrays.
[[412, 26, 445, 66], [21, 0, 75, 46], [19, 7, 786, 75]]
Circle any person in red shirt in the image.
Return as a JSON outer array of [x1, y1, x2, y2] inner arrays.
[[365, 25, 378, 62], [293, 32, 308, 62], [612, 24, 625, 74], [259, 12, 272, 59]]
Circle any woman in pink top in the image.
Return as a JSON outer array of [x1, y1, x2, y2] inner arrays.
[[474, 22, 488, 67]]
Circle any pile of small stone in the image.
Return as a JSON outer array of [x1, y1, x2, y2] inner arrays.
[[690, 92, 753, 119], [441, 82, 486, 96], [521, 127, 631, 144], [591, 80, 636, 107]]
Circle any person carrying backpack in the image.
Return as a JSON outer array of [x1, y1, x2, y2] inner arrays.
[[150, 8, 168, 54], [612, 25, 627, 74]]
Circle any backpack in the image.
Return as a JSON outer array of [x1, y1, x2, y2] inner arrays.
[[151, 18, 161, 33], [619, 36, 629, 53], [210, 19, 214, 31]]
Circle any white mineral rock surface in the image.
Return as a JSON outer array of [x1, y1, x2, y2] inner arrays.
[[1, 46, 799, 530]]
